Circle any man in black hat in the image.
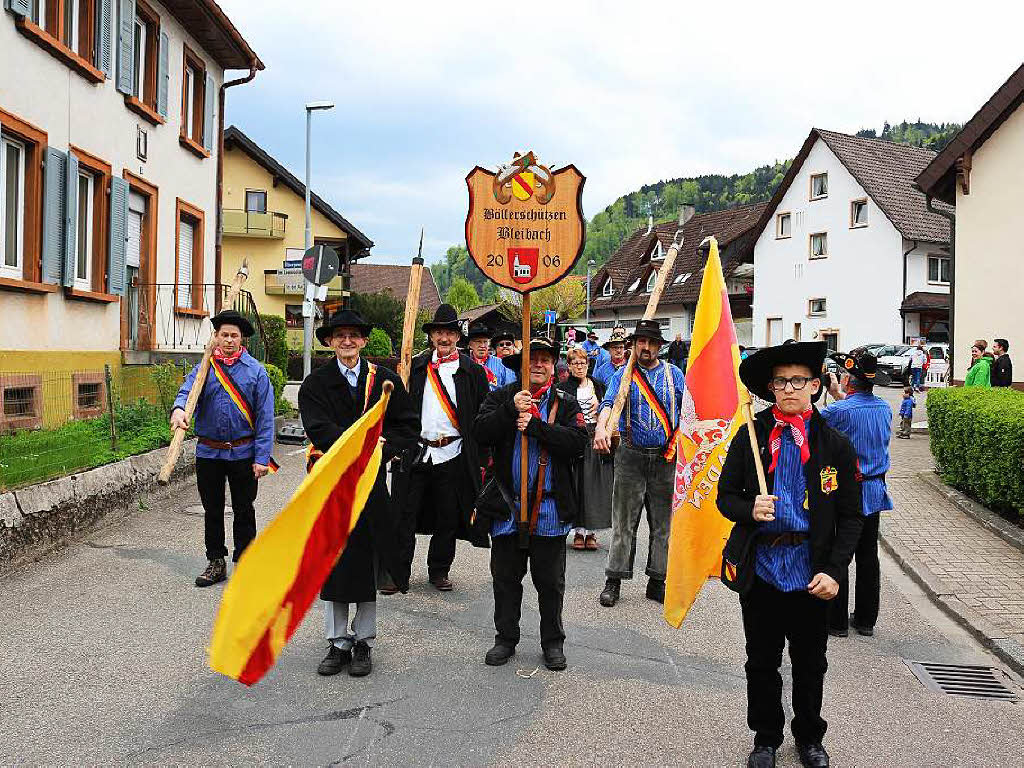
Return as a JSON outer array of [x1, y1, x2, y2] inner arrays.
[[593, 320, 686, 607], [491, 329, 518, 361], [170, 310, 276, 588], [718, 341, 862, 768], [391, 304, 490, 592], [299, 309, 418, 678], [473, 337, 587, 670], [821, 353, 893, 639], [466, 321, 515, 392]]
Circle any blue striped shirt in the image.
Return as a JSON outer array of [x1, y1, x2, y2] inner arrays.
[[599, 362, 686, 448], [821, 392, 894, 516], [492, 390, 571, 538], [592, 359, 624, 387], [755, 420, 812, 592], [480, 354, 516, 391]]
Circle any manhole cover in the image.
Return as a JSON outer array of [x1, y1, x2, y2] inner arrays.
[[905, 660, 1019, 701]]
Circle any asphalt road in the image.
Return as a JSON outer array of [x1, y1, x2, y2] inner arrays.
[[2, 442, 1022, 766]]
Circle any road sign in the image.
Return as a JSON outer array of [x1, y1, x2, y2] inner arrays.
[[543, 310, 557, 324], [302, 245, 339, 286], [283, 259, 302, 270]]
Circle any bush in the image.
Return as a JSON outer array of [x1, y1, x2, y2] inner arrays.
[[927, 387, 1024, 516], [260, 314, 288, 371], [365, 328, 392, 357], [262, 362, 290, 416], [151, 360, 185, 414]]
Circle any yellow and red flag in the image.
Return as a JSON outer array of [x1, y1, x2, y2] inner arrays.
[[208, 384, 391, 685], [664, 237, 748, 628]]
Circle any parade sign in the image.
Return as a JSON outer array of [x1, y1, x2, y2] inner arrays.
[[465, 152, 586, 293]]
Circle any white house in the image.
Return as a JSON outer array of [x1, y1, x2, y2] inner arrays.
[[751, 129, 953, 352]]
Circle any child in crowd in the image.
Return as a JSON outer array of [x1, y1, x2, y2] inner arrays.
[[897, 386, 915, 439]]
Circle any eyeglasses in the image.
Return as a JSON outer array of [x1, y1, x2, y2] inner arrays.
[[770, 375, 811, 392], [331, 332, 364, 342], [496, 341, 514, 348], [568, 359, 588, 366]]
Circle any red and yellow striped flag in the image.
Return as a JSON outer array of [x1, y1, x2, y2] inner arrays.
[[664, 237, 747, 628], [208, 382, 393, 685]]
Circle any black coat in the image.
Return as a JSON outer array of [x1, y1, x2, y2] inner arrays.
[[718, 407, 863, 585], [393, 350, 491, 547], [473, 383, 587, 528], [992, 354, 1013, 387], [298, 358, 419, 601]]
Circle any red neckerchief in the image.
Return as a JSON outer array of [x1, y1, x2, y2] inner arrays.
[[431, 350, 459, 368], [472, 351, 489, 365], [213, 346, 245, 366], [528, 377, 554, 419], [768, 405, 812, 474]]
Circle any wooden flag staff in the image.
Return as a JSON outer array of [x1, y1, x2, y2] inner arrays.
[[742, 400, 769, 495], [519, 292, 531, 543], [601, 206, 696, 452], [158, 262, 250, 485], [398, 228, 425, 387]]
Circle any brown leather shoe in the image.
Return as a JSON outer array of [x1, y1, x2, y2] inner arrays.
[[430, 576, 453, 592], [572, 534, 586, 550], [585, 534, 599, 550]]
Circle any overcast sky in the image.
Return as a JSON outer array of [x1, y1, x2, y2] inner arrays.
[[218, 0, 1021, 267]]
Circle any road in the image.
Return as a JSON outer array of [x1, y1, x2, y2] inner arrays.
[[2, 438, 1023, 766]]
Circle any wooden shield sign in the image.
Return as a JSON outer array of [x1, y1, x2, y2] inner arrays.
[[465, 152, 586, 293]]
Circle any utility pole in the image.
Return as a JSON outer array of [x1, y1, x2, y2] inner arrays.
[[302, 100, 335, 379]]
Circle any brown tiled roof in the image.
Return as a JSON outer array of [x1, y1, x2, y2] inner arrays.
[[459, 303, 500, 322], [901, 291, 950, 312], [589, 203, 767, 311], [916, 63, 1024, 204], [161, 1, 263, 70], [754, 129, 952, 245], [349, 264, 441, 311]]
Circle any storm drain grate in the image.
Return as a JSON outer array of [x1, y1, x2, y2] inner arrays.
[[905, 661, 1019, 701]]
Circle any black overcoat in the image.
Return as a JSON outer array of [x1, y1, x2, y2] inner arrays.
[[298, 358, 419, 601], [392, 350, 491, 548]]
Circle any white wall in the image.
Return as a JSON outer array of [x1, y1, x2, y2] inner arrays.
[[0, 3, 224, 352], [752, 138, 906, 351], [905, 241, 951, 297], [590, 303, 691, 341]]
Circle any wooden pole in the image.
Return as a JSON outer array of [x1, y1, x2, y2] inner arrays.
[[398, 229, 425, 387], [158, 262, 249, 485], [742, 400, 768, 495], [519, 291, 531, 542]]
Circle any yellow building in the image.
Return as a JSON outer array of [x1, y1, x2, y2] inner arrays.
[[221, 126, 373, 350]]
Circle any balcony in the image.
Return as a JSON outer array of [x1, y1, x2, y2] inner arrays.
[[264, 269, 347, 297], [222, 209, 288, 239]]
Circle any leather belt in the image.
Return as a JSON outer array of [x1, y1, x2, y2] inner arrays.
[[858, 472, 886, 482], [422, 436, 461, 448], [199, 435, 253, 450], [760, 531, 809, 548]]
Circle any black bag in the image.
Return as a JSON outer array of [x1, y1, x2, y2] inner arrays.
[[721, 524, 759, 596]]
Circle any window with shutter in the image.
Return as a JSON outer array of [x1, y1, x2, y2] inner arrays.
[[115, 0, 136, 95], [95, 0, 113, 77], [107, 176, 129, 295], [175, 198, 205, 311], [13, 0, 104, 83], [42, 147, 68, 285], [74, 170, 93, 287], [1, 137, 27, 278], [0, 109, 46, 285], [177, 218, 193, 308]]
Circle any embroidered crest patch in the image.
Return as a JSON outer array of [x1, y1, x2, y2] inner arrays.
[[820, 466, 838, 495]]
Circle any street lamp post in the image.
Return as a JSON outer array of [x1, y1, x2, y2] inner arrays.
[[302, 101, 335, 379], [585, 258, 596, 326]]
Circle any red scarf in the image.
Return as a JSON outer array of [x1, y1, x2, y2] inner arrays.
[[431, 350, 459, 368], [528, 377, 554, 419], [213, 346, 245, 366], [768, 405, 811, 474]]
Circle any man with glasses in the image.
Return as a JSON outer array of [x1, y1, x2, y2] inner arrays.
[[718, 341, 862, 768], [491, 330, 518, 360], [466, 322, 515, 392]]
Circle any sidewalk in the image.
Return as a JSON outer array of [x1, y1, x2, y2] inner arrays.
[[882, 423, 1024, 674]]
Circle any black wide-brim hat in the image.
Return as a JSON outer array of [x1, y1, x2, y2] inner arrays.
[[211, 309, 255, 338], [627, 319, 667, 345], [502, 336, 560, 372], [422, 303, 463, 337], [466, 321, 491, 340], [316, 308, 373, 345], [491, 329, 516, 345], [830, 352, 878, 385], [739, 341, 827, 404]]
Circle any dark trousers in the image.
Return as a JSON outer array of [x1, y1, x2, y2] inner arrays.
[[490, 534, 567, 649], [830, 512, 881, 631], [196, 457, 258, 562], [404, 457, 461, 578], [740, 576, 829, 748]]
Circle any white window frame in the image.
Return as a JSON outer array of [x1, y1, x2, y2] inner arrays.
[[673, 271, 692, 286], [74, 170, 94, 289], [810, 172, 828, 200], [650, 241, 664, 261], [776, 212, 791, 239], [601, 278, 613, 297], [183, 64, 200, 141], [132, 15, 147, 100], [245, 189, 267, 213], [808, 297, 827, 317], [928, 255, 951, 285], [63, 0, 79, 50], [1, 136, 27, 278], [645, 271, 657, 292], [850, 199, 868, 228], [31, 0, 46, 26], [809, 232, 828, 259]]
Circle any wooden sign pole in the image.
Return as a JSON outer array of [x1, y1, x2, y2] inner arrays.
[[519, 291, 531, 540], [398, 228, 425, 387]]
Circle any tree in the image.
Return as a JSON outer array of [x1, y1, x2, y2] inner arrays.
[[496, 278, 586, 330], [350, 291, 403, 350], [446, 277, 480, 312], [258, 314, 288, 371]]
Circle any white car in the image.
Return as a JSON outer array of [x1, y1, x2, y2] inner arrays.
[[877, 343, 949, 385]]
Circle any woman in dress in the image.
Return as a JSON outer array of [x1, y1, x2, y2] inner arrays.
[[558, 347, 613, 550]]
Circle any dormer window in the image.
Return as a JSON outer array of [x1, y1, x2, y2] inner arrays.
[[627, 277, 641, 292], [650, 241, 664, 261], [645, 271, 657, 292], [601, 277, 613, 297], [673, 272, 692, 286]]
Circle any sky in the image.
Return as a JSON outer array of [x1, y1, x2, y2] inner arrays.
[[218, 0, 1022, 268]]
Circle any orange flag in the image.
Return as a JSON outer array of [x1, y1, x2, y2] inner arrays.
[[209, 382, 392, 685], [664, 237, 747, 628]]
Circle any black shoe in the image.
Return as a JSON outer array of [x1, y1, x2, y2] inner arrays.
[[349, 641, 372, 677], [645, 577, 666, 604], [747, 745, 776, 768], [599, 579, 621, 607], [542, 646, 567, 671], [797, 742, 830, 768], [827, 625, 848, 638], [485, 644, 516, 666], [317, 645, 351, 676], [195, 558, 226, 587], [429, 576, 453, 592], [850, 614, 874, 636]]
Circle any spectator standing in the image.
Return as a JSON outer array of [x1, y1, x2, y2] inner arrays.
[[992, 338, 1013, 387], [667, 333, 688, 372], [965, 340, 993, 388], [897, 387, 915, 439], [909, 344, 928, 392]]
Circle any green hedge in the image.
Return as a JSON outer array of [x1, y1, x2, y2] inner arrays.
[[262, 362, 290, 416], [927, 387, 1024, 516], [260, 314, 289, 371]]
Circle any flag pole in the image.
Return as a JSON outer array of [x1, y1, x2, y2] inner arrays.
[[398, 228, 425, 387], [742, 400, 768, 495], [518, 291, 531, 546]]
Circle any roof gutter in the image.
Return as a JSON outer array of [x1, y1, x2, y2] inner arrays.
[[215, 64, 259, 305], [926, 194, 956, 373], [901, 239, 916, 340]]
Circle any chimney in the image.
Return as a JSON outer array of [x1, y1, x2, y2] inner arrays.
[[646, 214, 653, 234]]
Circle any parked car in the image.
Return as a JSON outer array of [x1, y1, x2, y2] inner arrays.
[[875, 345, 914, 385], [850, 343, 889, 358]]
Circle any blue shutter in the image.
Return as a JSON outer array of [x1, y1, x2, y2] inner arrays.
[[5, 1, 33, 18], [203, 73, 215, 152], [108, 177, 129, 295], [42, 148, 68, 286], [63, 153, 79, 287], [116, 0, 136, 95], [95, 0, 113, 78], [157, 32, 169, 118]]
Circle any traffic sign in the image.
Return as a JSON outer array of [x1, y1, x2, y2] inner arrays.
[[543, 310, 557, 324], [302, 245, 340, 286]]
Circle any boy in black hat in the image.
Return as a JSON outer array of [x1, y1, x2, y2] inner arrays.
[[821, 353, 893, 639], [473, 337, 587, 670], [718, 341, 862, 768], [170, 310, 275, 588], [466, 321, 515, 391], [593, 320, 686, 607]]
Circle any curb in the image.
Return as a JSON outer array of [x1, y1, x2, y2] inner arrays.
[[916, 471, 1024, 556], [880, 520, 1024, 679]]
